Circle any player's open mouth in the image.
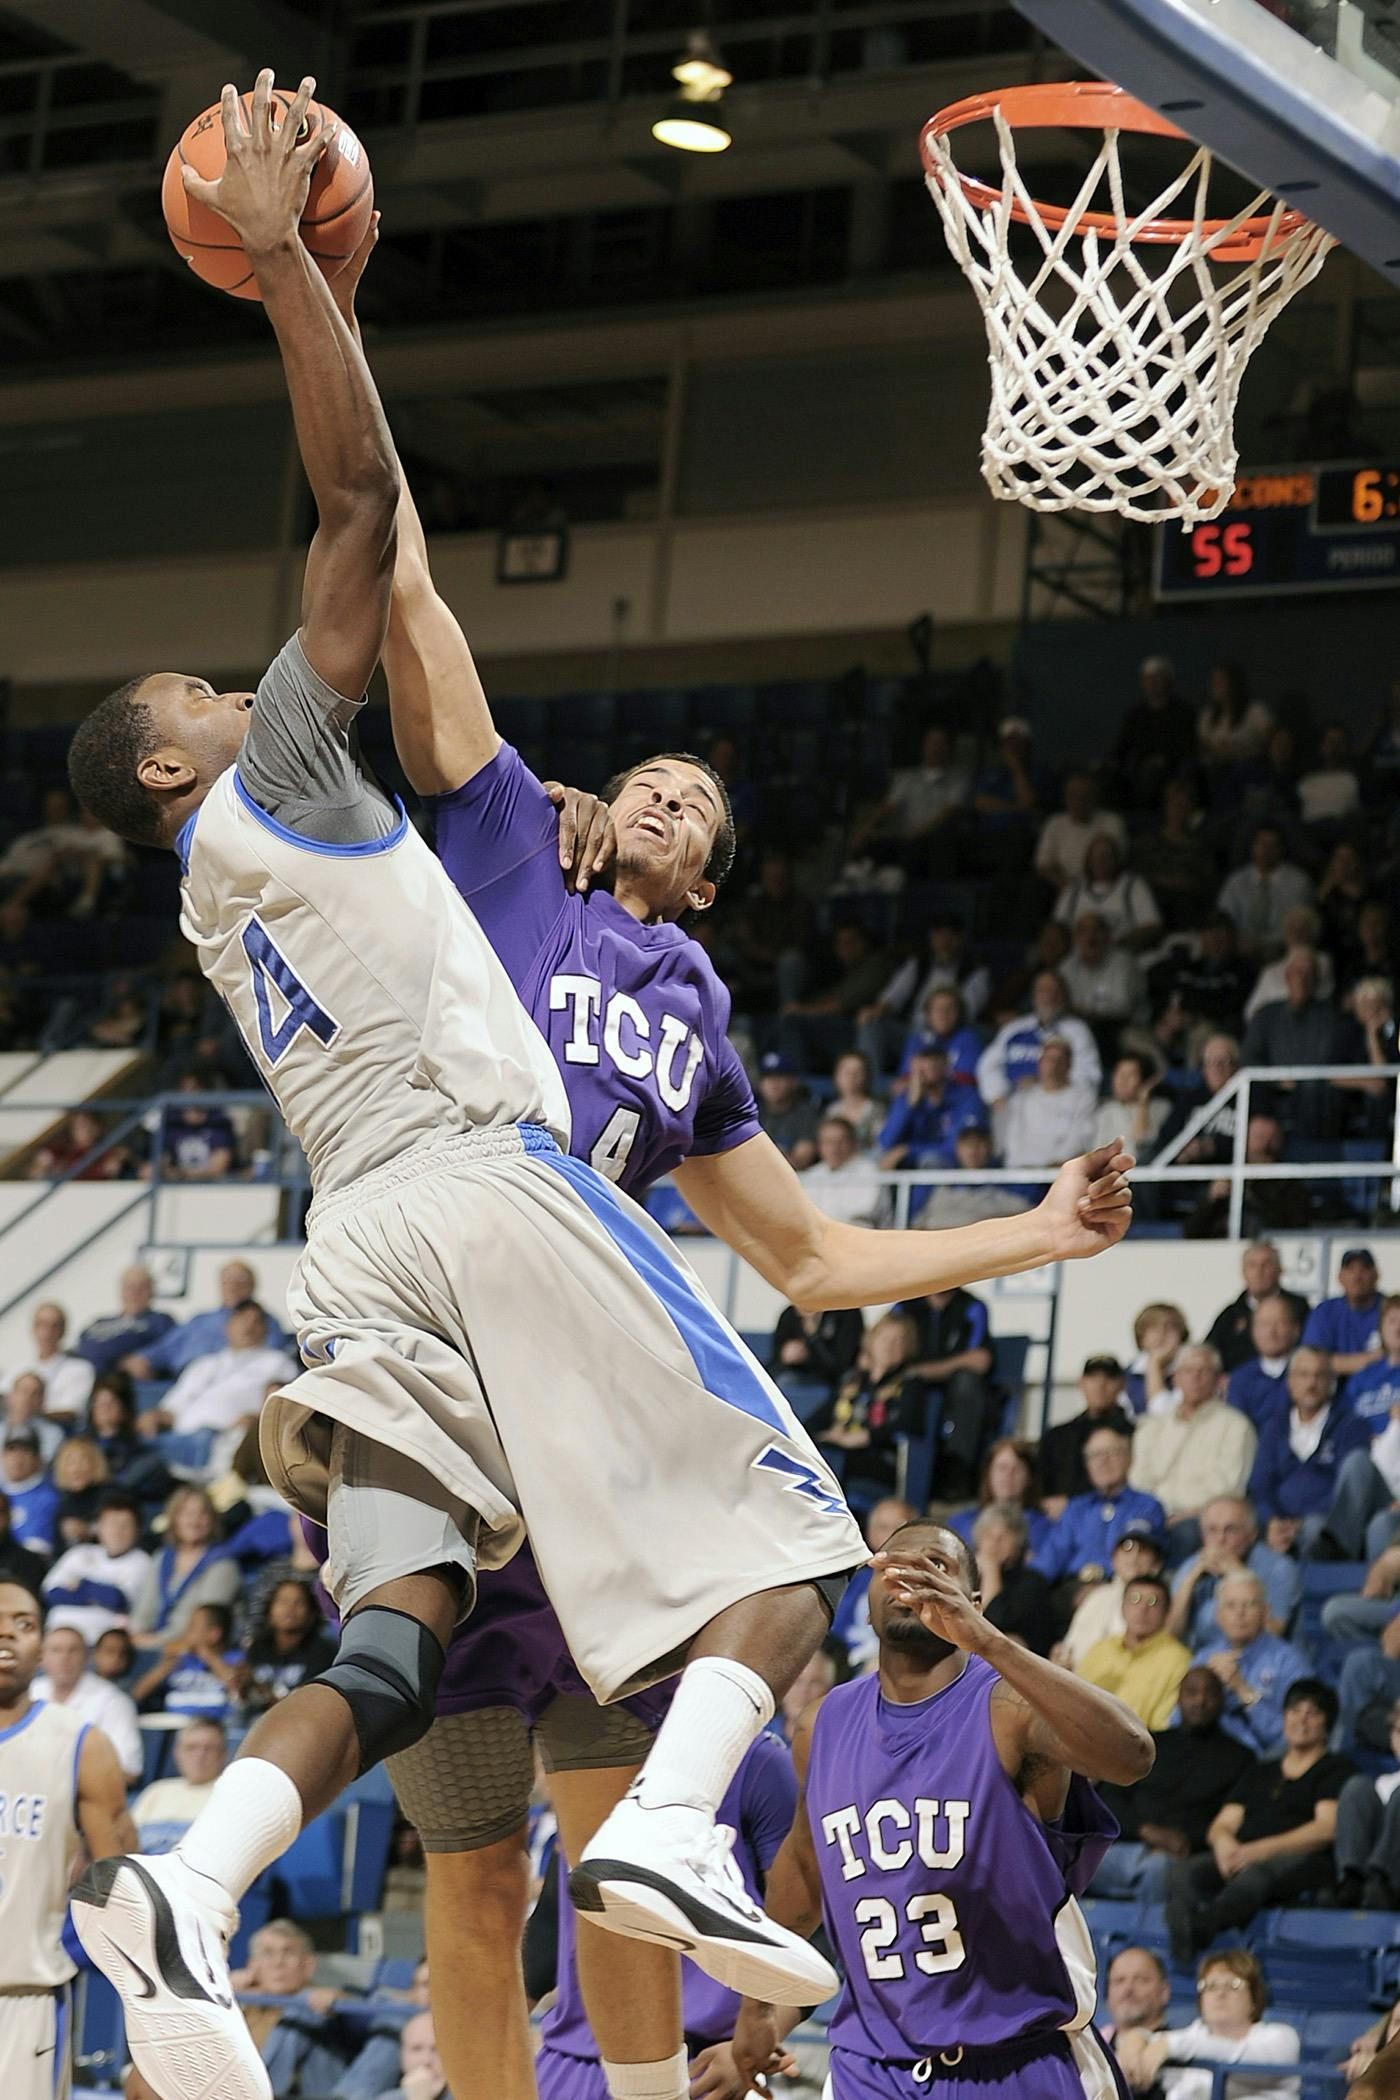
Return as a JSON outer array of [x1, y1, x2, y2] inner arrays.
[[633, 812, 670, 843]]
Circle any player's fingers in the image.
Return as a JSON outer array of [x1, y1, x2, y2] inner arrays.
[[251, 67, 274, 141], [579, 804, 613, 887], [285, 74, 316, 145], [592, 808, 619, 873], [181, 167, 223, 208], [218, 82, 247, 155]]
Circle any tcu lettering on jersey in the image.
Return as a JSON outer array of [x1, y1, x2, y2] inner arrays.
[[821, 1798, 970, 1879], [550, 973, 704, 1111]]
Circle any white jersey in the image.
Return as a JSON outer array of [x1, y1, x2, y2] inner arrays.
[[176, 636, 570, 1197], [0, 1700, 85, 1988]]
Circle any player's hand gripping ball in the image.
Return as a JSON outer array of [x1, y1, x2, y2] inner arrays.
[[162, 78, 374, 300]]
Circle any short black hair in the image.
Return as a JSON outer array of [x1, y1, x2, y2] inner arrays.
[[192, 1601, 234, 1641], [1122, 1572, 1171, 1610], [602, 751, 737, 892], [880, 1517, 977, 1591], [68, 677, 163, 846], [1110, 1945, 1168, 1984], [96, 1488, 142, 1522], [1284, 1675, 1339, 1726], [0, 1573, 45, 1624]]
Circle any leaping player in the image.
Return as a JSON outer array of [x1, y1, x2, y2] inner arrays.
[[0, 1578, 137, 2100], [730, 1523, 1152, 2100], [324, 228, 1136, 2100]]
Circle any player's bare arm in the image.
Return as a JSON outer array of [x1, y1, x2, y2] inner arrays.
[[183, 72, 399, 703], [876, 1549, 1154, 1794], [672, 1132, 1133, 1313], [77, 1725, 139, 1859]]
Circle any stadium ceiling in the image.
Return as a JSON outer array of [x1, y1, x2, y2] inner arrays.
[[0, 2, 1080, 363]]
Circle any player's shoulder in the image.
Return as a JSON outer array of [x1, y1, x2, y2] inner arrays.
[[22, 1699, 88, 1750]]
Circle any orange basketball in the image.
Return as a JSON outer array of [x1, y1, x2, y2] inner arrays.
[[161, 90, 373, 301]]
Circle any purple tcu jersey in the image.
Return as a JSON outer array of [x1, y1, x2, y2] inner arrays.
[[538, 1732, 799, 2100], [428, 744, 761, 1197], [807, 1656, 1113, 2062]]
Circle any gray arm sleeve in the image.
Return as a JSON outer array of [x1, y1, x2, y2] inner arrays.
[[238, 631, 397, 846]]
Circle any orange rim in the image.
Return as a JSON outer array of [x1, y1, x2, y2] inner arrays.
[[921, 81, 1316, 263]]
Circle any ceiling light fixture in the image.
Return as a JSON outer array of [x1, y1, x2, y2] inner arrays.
[[653, 24, 735, 153], [672, 28, 733, 95]]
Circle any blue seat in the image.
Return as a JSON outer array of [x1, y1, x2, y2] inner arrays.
[[1302, 2008, 1370, 2057], [374, 1958, 422, 1991], [1296, 1561, 1369, 1661], [342, 1765, 398, 1914], [73, 1970, 125, 2087], [276, 1809, 347, 1917], [1261, 1907, 1396, 1950], [992, 1336, 1030, 1438]]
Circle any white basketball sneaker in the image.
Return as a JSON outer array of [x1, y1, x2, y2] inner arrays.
[[70, 1850, 270, 2100], [570, 1796, 838, 2005]]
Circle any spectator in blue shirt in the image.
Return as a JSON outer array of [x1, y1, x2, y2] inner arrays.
[[1304, 1247, 1385, 1379], [1226, 1293, 1302, 1431], [1343, 1294, 1400, 1432], [123, 1257, 290, 1380], [1033, 1425, 1167, 1585], [1248, 1346, 1371, 1554], [1168, 1494, 1300, 1648], [878, 1044, 985, 1168], [1318, 1298, 1400, 1561], [898, 986, 984, 1090], [131, 1601, 245, 1721], [75, 1263, 175, 1374], [1191, 1570, 1309, 1755], [1, 1425, 60, 1556]]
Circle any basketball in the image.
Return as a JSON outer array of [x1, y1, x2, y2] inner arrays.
[[161, 89, 373, 301]]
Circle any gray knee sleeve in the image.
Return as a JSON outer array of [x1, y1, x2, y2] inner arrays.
[[316, 1606, 446, 1774]]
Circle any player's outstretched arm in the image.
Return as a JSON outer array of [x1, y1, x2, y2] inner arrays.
[[671, 1134, 1132, 1313], [326, 220, 500, 795], [76, 1724, 139, 1859], [184, 72, 399, 701]]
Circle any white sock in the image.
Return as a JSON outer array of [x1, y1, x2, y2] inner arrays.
[[602, 2051, 689, 2100], [176, 1759, 303, 1902], [631, 1657, 775, 1818]]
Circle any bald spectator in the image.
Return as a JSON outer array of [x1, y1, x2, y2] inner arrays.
[[1206, 1241, 1310, 1373], [1129, 1346, 1257, 1546], [1168, 1496, 1300, 1650], [31, 1621, 142, 1782], [124, 1258, 290, 1380], [1242, 947, 1361, 1137], [76, 1265, 176, 1375], [999, 1038, 1097, 1174], [1249, 1348, 1370, 1555], [1100, 1946, 1171, 2053], [233, 1919, 350, 2099], [1226, 1293, 1302, 1431], [3, 1300, 93, 1426], [374, 2009, 448, 2100], [1190, 1571, 1310, 1756]]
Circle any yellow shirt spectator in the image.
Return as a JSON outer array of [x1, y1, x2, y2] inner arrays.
[[1078, 1577, 1190, 1731]]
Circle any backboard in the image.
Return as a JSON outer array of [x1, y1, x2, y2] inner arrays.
[[1012, 0, 1400, 287]]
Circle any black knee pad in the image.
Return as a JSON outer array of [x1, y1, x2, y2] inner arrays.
[[316, 1607, 446, 1774], [814, 1567, 856, 1623]]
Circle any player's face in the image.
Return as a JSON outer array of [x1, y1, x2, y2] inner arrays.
[[136, 674, 255, 796], [0, 1585, 42, 1702], [610, 761, 723, 915], [869, 1529, 970, 1661]]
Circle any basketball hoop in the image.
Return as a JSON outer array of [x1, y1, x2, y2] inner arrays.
[[921, 82, 1335, 523]]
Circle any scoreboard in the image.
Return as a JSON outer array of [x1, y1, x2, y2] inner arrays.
[[1155, 463, 1400, 601]]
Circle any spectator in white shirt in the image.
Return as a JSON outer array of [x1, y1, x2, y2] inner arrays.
[[799, 1115, 886, 1228], [1217, 823, 1315, 959], [135, 1301, 298, 1472], [1054, 836, 1163, 952], [1035, 772, 1128, 890], [5, 1300, 95, 1427], [132, 1715, 226, 1854], [31, 1620, 143, 1781], [0, 789, 126, 914], [42, 1489, 152, 1645], [1062, 911, 1145, 1030], [976, 970, 1102, 1109], [1093, 1053, 1168, 1160], [1298, 723, 1361, 831], [1244, 912, 1334, 1019], [1000, 1038, 1098, 1172], [1115, 1949, 1299, 2100], [2, 1370, 64, 1465]]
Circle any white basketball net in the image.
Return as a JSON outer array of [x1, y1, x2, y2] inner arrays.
[[925, 110, 1335, 523]]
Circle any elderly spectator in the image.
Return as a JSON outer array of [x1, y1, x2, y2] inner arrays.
[[849, 725, 969, 875], [878, 1044, 985, 1185], [1218, 821, 1315, 957], [1243, 911, 1335, 1019], [1119, 1949, 1299, 2100], [373, 2008, 448, 2100], [828, 1049, 885, 1149], [1062, 914, 1145, 1050], [1133, 777, 1219, 933], [76, 1265, 176, 1375], [768, 1303, 865, 1417], [124, 1257, 290, 1381], [753, 1052, 819, 1169], [42, 1489, 151, 1644], [1249, 1348, 1370, 1554], [972, 1501, 1055, 1656], [53, 1435, 110, 1546], [897, 984, 983, 1091], [1206, 1241, 1310, 1374], [31, 1620, 143, 1781], [1130, 1346, 1257, 1541], [1000, 1038, 1097, 1176], [4, 1300, 94, 1427], [1225, 1294, 1303, 1430], [1191, 1571, 1310, 1756], [1165, 1679, 1349, 1961], [1034, 771, 1128, 890], [1307, 1248, 1385, 1378], [1040, 1354, 1135, 1510], [857, 915, 992, 1075], [807, 1313, 927, 1510], [1334, 1701, 1400, 1910], [779, 921, 889, 1070], [1, 1426, 60, 1555], [915, 1123, 1030, 1231], [3, 1370, 63, 1465], [1241, 947, 1362, 1136], [135, 1302, 298, 1474], [0, 1489, 48, 1594], [949, 1437, 1054, 1561], [1153, 1033, 1244, 1206], [1093, 1053, 1165, 1161], [132, 1713, 227, 1852], [1035, 1427, 1167, 1587], [1095, 1666, 1256, 1904], [902, 1286, 997, 1503], [131, 1485, 241, 1645], [976, 969, 1102, 1108], [799, 1114, 885, 1227], [1055, 836, 1163, 952], [234, 1919, 351, 2099], [1059, 1524, 1168, 1668], [1079, 1573, 1191, 1731], [1168, 1496, 1300, 1650], [241, 1577, 339, 1713], [1101, 1945, 1171, 2052]]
